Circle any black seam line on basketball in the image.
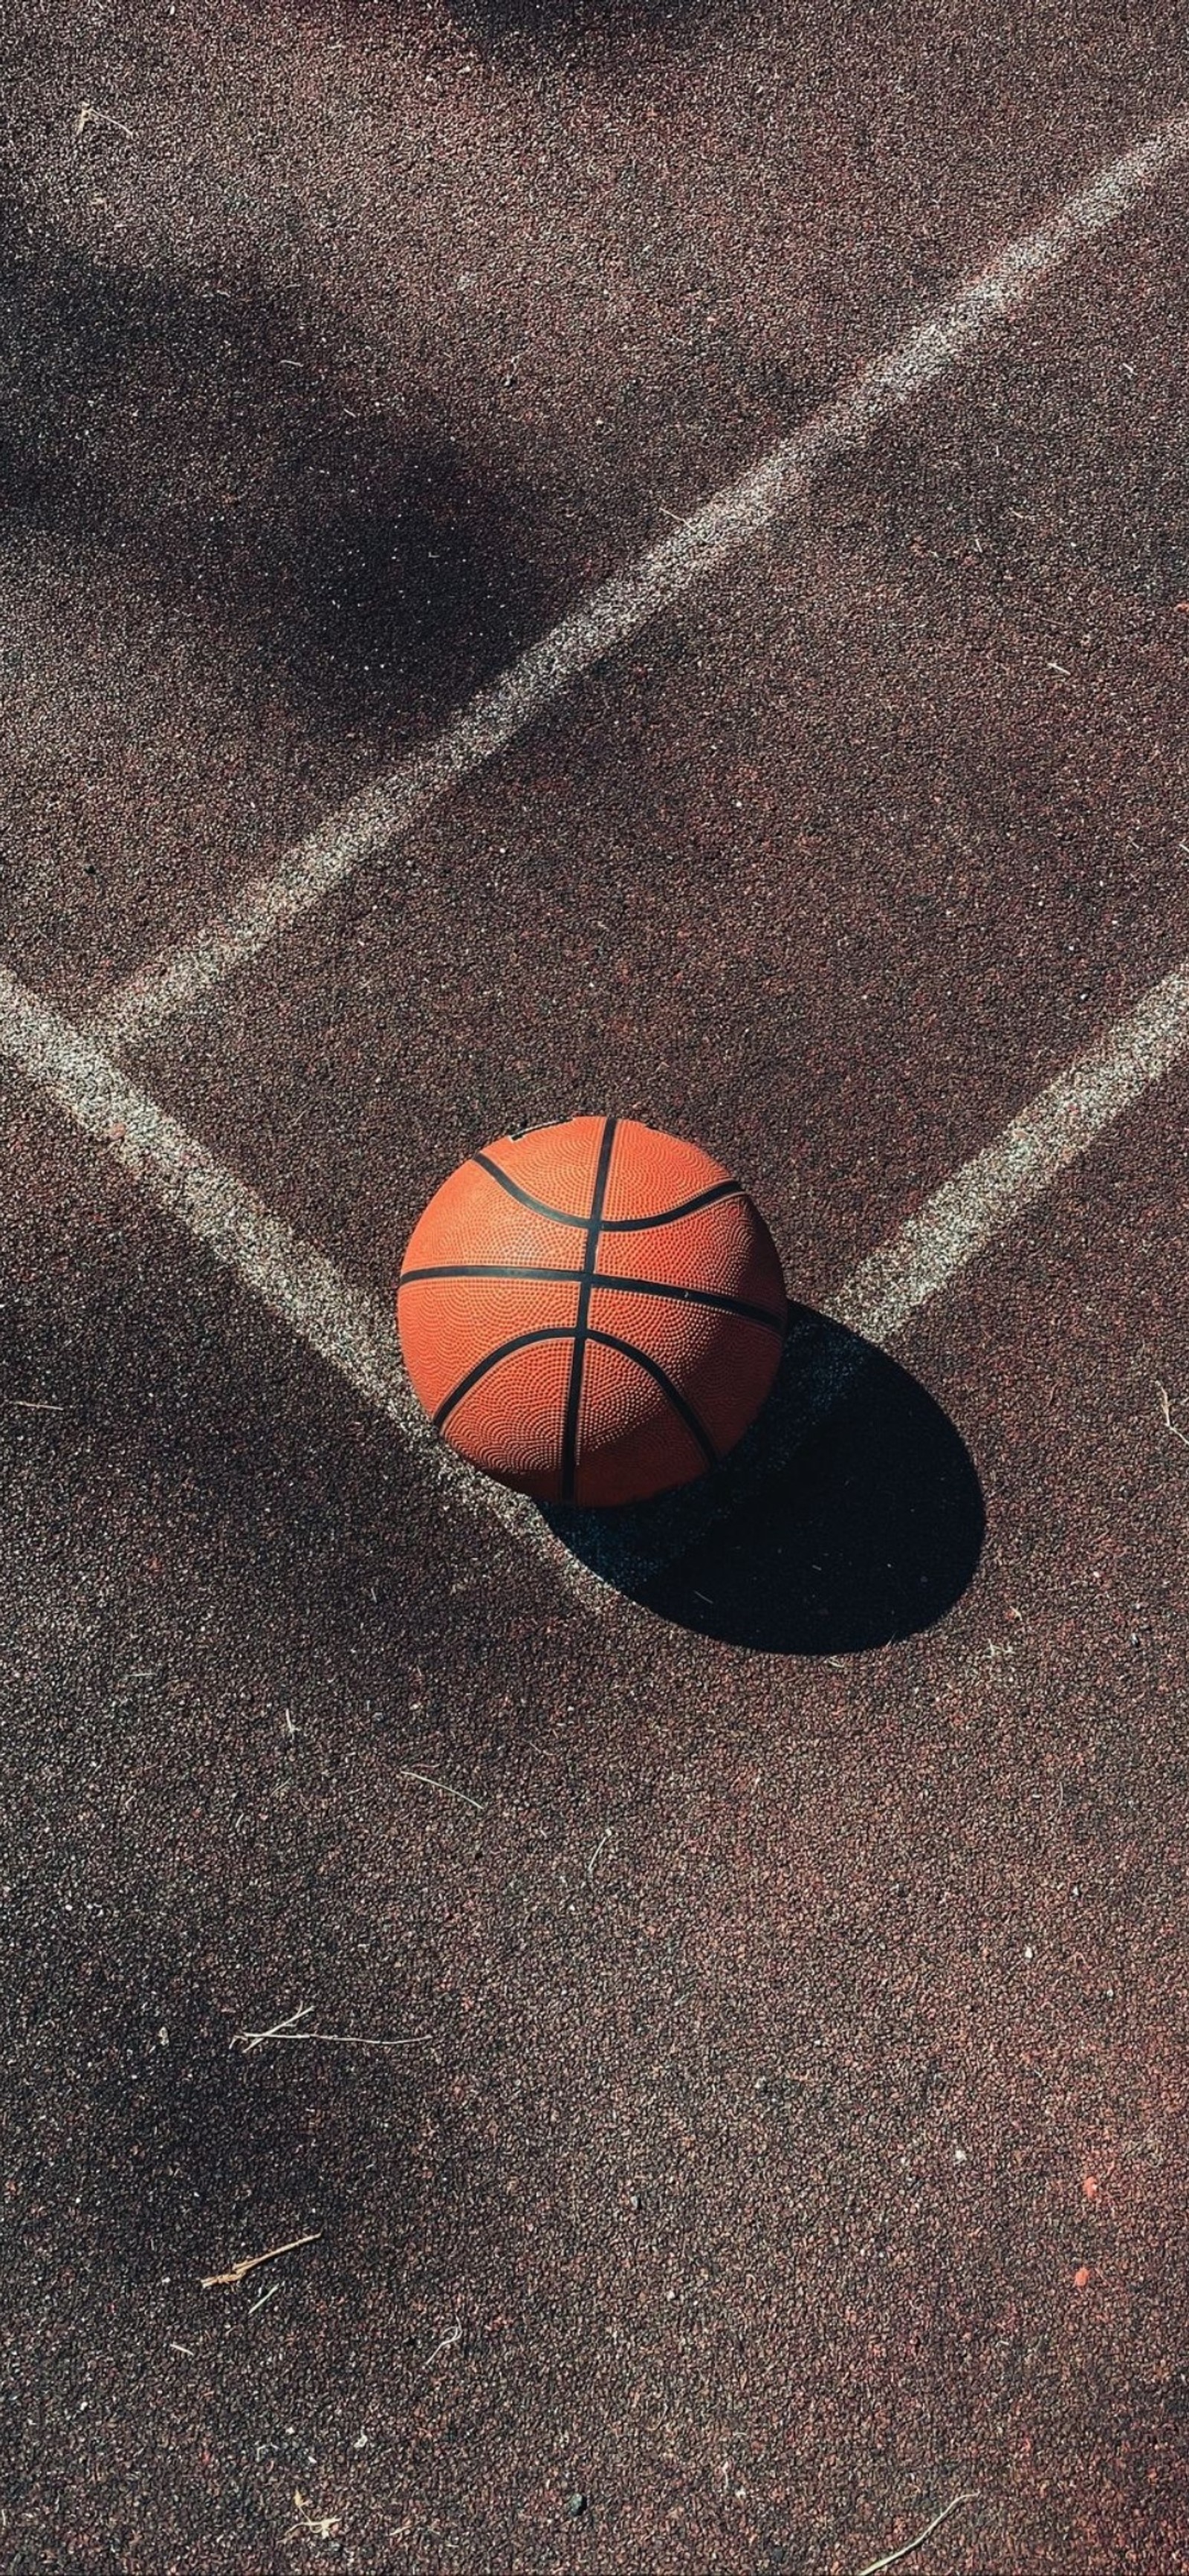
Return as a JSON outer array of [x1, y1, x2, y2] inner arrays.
[[471, 1153, 743, 1233], [597, 1276, 784, 1328], [471, 1152, 589, 1227], [427, 1323, 719, 1476], [401, 1263, 585, 1287], [432, 1326, 574, 1432], [559, 1115, 619, 1506], [599, 1181, 744, 1231], [586, 1330, 719, 1472], [400, 1261, 785, 1331]]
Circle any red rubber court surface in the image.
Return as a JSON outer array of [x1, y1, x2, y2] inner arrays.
[[2, 4, 1188, 2571]]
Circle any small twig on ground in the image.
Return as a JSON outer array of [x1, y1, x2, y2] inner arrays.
[[398, 1766, 486, 1813], [231, 2005, 316, 2049], [586, 1826, 612, 1886], [850, 2493, 977, 2576], [283, 2490, 342, 2544], [247, 2281, 281, 2317], [6, 1398, 65, 1410], [74, 100, 135, 141], [201, 2231, 322, 2291], [1156, 1381, 1189, 1447], [230, 2003, 431, 2054], [422, 2319, 461, 2370]]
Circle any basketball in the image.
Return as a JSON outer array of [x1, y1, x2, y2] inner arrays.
[[396, 1115, 786, 1508]]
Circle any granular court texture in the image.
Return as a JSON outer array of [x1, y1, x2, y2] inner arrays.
[[1, 0, 1189, 2569]]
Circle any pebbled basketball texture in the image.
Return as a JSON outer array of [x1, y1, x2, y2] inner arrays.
[[396, 1115, 787, 1508]]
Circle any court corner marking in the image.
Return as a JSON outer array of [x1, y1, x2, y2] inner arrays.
[[87, 102, 1189, 1059]]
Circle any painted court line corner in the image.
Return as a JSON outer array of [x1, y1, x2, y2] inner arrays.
[[4, 961, 1189, 1600], [830, 964, 1189, 1346], [88, 104, 1189, 1060], [0, 963, 599, 1602], [560, 964, 1189, 1588]]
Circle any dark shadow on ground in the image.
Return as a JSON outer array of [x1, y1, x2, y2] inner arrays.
[[445, 0, 721, 46], [543, 1307, 985, 1651], [0, 1186, 531, 1715], [0, 208, 546, 734], [57, 1944, 438, 2285]]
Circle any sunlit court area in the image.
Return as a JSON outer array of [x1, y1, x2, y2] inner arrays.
[[2, 4, 1189, 2569]]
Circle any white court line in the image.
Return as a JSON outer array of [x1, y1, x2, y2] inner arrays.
[[556, 964, 1189, 1587], [89, 105, 1189, 1059], [4, 962, 1189, 1597], [829, 964, 1189, 1345], [0, 964, 597, 1600]]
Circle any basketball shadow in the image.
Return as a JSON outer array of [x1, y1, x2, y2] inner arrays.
[[542, 1308, 985, 1652]]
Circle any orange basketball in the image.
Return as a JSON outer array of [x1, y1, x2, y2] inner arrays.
[[396, 1116, 786, 1508]]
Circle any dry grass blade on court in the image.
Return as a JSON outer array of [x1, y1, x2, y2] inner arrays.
[[283, 2490, 343, 2545], [849, 2494, 978, 2576], [230, 2003, 432, 2053], [397, 1766, 487, 1811], [1155, 1380, 1189, 1447], [200, 2231, 323, 2291]]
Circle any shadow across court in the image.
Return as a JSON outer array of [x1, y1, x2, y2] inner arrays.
[[441, 0, 729, 53], [543, 1307, 985, 1652], [0, 212, 546, 737]]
